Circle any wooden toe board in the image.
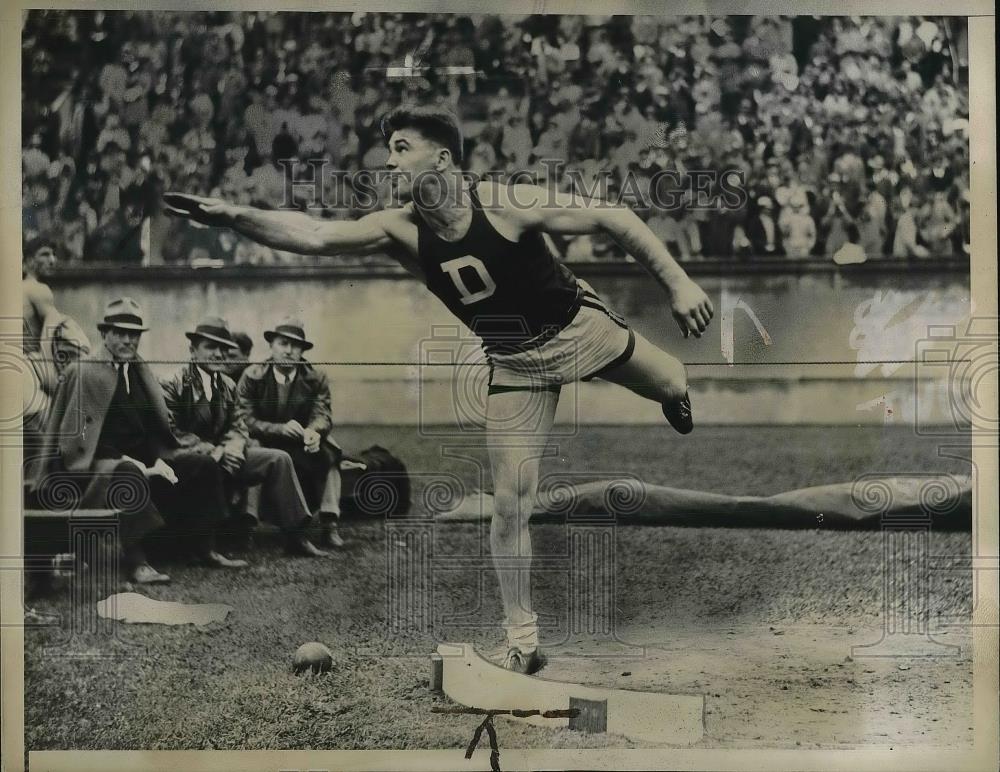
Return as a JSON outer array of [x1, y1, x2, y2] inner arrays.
[[436, 643, 704, 745]]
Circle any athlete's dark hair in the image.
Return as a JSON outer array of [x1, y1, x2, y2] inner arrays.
[[22, 236, 58, 277], [24, 236, 57, 259], [381, 105, 463, 165]]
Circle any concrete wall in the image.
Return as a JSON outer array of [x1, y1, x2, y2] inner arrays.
[[46, 260, 972, 426]]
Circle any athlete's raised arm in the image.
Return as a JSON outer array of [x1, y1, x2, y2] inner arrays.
[[499, 184, 714, 338], [163, 193, 395, 256]]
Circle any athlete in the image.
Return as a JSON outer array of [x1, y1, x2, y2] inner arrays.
[[22, 237, 61, 356], [165, 105, 714, 675], [22, 238, 69, 428]]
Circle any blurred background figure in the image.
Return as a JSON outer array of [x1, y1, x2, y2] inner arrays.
[[22, 313, 91, 452], [83, 181, 149, 263], [921, 189, 959, 255], [778, 188, 816, 258], [225, 331, 254, 382], [744, 196, 783, 257], [891, 185, 930, 258]]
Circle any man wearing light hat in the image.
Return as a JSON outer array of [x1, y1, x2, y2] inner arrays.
[[236, 316, 344, 555], [162, 317, 315, 552], [30, 298, 244, 583]]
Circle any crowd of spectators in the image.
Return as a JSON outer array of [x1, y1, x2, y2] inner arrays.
[[22, 11, 971, 265]]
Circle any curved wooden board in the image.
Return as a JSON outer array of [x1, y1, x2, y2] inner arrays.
[[434, 474, 973, 529], [436, 643, 704, 746]]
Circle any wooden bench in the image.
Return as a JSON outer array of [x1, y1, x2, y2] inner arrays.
[[23, 509, 121, 593], [24, 508, 120, 553]]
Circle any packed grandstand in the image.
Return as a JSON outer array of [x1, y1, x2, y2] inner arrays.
[[22, 12, 970, 264]]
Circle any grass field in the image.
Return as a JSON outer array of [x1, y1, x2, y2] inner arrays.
[[24, 425, 975, 752]]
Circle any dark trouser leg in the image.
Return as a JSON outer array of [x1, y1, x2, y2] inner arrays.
[[235, 447, 312, 531], [244, 484, 261, 521], [151, 452, 228, 557], [41, 459, 164, 576], [95, 460, 164, 571]]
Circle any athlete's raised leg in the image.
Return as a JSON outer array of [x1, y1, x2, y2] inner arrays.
[[485, 385, 560, 674], [595, 330, 693, 433]]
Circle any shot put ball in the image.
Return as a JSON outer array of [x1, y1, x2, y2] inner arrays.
[[293, 642, 333, 675]]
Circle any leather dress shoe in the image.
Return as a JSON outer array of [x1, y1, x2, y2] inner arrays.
[[132, 563, 171, 584], [285, 535, 330, 558], [198, 551, 249, 569], [322, 523, 346, 548]]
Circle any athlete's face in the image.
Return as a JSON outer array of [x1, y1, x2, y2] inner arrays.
[[385, 129, 447, 203], [28, 246, 57, 277]]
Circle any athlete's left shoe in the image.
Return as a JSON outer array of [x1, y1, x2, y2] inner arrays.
[[662, 391, 693, 434], [502, 647, 547, 675]]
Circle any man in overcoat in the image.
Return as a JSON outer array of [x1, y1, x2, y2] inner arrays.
[[30, 298, 246, 583]]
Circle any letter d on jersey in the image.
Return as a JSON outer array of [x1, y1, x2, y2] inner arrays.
[[440, 256, 497, 305]]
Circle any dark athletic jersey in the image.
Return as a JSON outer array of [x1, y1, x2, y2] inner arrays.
[[415, 187, 581, 354]]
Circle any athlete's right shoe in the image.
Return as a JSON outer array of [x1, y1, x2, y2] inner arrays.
[[502, 647, 547, 675], [662, 391, 694, 434]]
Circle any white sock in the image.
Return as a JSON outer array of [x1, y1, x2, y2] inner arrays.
[[504, 612, 539, 653]]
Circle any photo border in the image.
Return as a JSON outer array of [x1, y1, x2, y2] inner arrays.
[[2, 2, 996, 771]]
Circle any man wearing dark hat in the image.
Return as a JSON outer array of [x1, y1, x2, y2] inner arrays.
[[235, 317, 344, 554], [161, 317, 317, 555], [30, 298, 245, 583]]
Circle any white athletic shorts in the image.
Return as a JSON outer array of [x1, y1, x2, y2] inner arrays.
[[486, 281, 636, 393]]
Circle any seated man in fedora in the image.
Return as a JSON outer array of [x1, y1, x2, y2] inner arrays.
[[235, 317, 345, 552], [161, 316, 321, 557], [30, 297, 246, 583]]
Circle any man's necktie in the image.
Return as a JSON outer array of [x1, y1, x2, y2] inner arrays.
[[210, 374, 224, 429], [116, 363, 130, 395], [275, 370, 292, 416]]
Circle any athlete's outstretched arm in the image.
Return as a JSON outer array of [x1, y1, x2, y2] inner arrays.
[[163, 193, 394, 255], [503, 184, 714, 338]]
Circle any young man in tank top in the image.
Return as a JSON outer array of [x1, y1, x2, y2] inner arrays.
[[165, 106, 714, 675], [22, 238, 61, 356]]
